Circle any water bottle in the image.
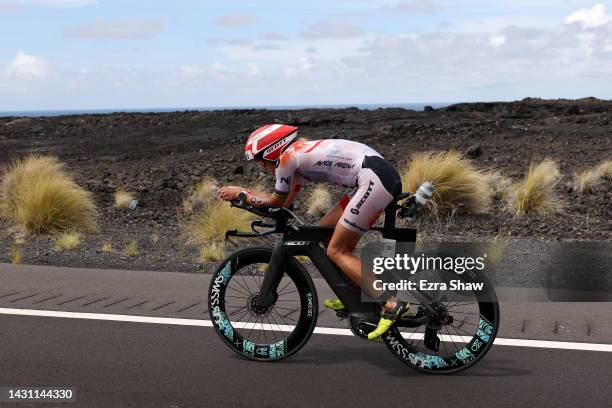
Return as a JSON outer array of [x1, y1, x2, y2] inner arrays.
[[415, 181, 435, 207], [398, 181, 435, 219]]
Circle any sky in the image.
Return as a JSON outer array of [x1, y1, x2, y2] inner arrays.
[[1, 0, 612, 110]]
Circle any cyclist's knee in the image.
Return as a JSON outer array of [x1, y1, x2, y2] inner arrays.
[[327, 245, 349, 263]]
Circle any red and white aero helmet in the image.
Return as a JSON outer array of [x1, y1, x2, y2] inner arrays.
[[245, 124, 298, 162]]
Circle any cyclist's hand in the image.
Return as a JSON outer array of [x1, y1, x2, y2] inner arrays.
[[218, 186, 242, 201]]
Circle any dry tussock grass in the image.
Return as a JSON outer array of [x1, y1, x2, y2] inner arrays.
[[401, 151, 490, 215], [0, 155, 97, 234], [507, 159, 564, 217], [99, 242, 113, 253], [10, 244, 22, 264], [574, 159, 612, 193], [183, 177, 218, 213], [54, 231, 82, 251], [124, 240, 139, 257], [484, 170, 513, 200], [185, 199, 253, 244], [114, 188, 135, 208], [200, 243, 225, 262], [306, 185, 332, 217]]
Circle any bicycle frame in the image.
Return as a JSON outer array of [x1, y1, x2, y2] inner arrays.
[[256, 205, 420, 320]]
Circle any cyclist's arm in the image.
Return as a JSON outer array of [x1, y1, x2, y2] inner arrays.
[[242, 189, 280, 207], [244, 176, 301, 207], [282, 174, 303, 207], [251, 151, 299, 207]]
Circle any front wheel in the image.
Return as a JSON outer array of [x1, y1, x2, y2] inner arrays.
[[208, 247, 318, 361]]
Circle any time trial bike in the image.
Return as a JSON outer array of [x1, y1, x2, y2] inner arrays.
[[207, 191, 499, 374]]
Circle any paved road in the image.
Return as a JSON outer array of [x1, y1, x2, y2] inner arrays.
[[2, 314, 611, 408], [1, 264, 611, 407]]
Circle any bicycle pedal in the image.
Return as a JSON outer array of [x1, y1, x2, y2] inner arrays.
[[424, 327, 441, 352]]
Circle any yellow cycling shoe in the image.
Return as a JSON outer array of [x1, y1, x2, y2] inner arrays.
[[367, 302, 411, 341], [323, 299, 346, 311]]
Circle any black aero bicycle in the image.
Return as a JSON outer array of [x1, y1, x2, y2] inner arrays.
[[208, 192, 499, 374]]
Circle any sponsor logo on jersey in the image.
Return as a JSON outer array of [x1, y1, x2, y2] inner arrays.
[[314, 160, 355, 169], [334, 161, 355, 169], [314, 160, 333, 167], [350, 181, 375, 215]]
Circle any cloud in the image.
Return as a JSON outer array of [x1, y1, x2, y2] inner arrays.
[[336, 13, 612, 101], [489, 35, 506, 48], [564, 3, 611, 28], [211, 13, 260, 28], [253, 43, 282, 50], [64, 19, 164, 40], [180, 65, 206, 80], [245, 63, 260, 76], [5, 3, 612, 109], [207, 37, 253, 47], [6, 51, 48, 78], [381, 0, 441, 14], [259, 32, 288, 42], [300, 21, 364, 39]]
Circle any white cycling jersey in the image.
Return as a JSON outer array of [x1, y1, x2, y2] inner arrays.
[[273, 139, 381, 196], [272, 139, 401, 235]]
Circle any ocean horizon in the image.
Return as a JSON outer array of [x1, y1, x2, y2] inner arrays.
[[0, 102, 454, 118]]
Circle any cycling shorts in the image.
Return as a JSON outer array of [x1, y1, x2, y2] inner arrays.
[[339, 155, 402, 235]]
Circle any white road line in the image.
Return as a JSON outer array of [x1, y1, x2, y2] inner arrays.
[[2, 307, 612, 353]]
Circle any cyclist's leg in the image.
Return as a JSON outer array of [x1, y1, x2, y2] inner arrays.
[[326, 224, 362, 281], [318, 201, 344, 228], [318, 193, 352, 247], [320, 194, 354, 311], [327, 170, 393, 301]]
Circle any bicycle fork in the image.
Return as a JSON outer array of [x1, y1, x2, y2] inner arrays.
[[255, 245, 288, 308]]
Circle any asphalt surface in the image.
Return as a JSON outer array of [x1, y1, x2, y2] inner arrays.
[[1, 264, 612, 407], [2, 315, 612, 408]]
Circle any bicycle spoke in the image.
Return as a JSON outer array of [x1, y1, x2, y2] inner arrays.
[[238, 273, 254, 296], [233, 308, 250, 322], [272, 305, 299, 312], [231, 276, 252, 296], [278, 288, 298, 297], [446, 310, 479, 315], [446, 300, 478, 309], [267, 310, 289, 340], [447, 323, 474, 337], [246, 314, 259, 341], [443, 324, 462, 353], [276, 279, 293, 296], [227, 285, 250, 297], [270, 309, 297, 326]]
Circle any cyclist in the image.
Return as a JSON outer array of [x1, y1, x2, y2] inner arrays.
[[218, 124, 410, 340]]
